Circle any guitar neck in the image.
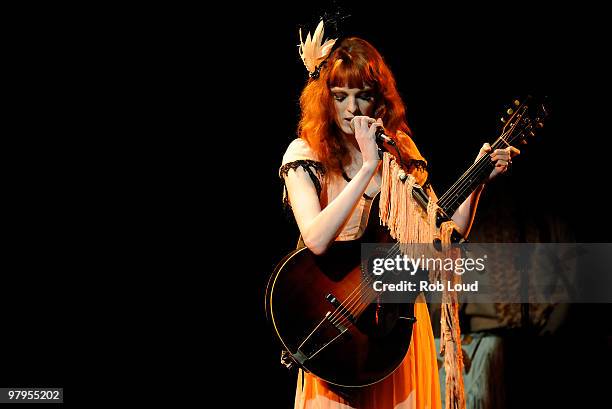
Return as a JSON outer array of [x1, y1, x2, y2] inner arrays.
[[408, 149, 495, 229], [406, 96, 547, 232], [437, 154, 495, 217]]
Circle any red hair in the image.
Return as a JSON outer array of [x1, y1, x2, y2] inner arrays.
[[298, 37, 412, 173]]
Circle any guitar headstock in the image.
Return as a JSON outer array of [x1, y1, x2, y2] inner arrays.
[[499, 96, 550, 146]]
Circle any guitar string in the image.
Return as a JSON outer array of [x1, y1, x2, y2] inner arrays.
[[439, 120, 533, 210], [439, 112, 530, 209], [439, 105, 529, 207], [438, 136, 506, 208], [436, 102, 527, 206], [438, 133, 509, 211], [330, 240, 434, 329], [326, 241, 404, 329]]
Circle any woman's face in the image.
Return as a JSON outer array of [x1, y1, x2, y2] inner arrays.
[[331, 85, 375, 135]]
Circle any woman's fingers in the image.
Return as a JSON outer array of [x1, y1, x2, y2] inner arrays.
[[490, 147, 521, 160], [490, 149, 513, 161], [486, 145, 520, 180], [495, 159, 509, 167], [351, 116, 380, 137]]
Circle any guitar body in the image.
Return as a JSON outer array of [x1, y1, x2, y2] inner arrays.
[[266, 194, 418, 387]]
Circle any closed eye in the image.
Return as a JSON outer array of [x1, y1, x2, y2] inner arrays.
[[332, 91, 374, 102]]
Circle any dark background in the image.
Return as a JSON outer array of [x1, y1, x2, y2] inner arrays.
[[3, 1, 610, 406], [227, 1, 612, 407]]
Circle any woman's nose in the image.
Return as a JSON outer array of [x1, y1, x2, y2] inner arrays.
[[346, 96, 356, 113]]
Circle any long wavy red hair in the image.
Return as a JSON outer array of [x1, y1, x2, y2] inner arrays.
[[298, 37, 412, 173]]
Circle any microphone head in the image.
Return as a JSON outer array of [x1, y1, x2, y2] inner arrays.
[[375, 127, 396, 145]]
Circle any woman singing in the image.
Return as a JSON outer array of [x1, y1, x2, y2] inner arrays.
[[279, 22, 518, 409]]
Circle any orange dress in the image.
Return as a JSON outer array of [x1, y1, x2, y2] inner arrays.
[[280, 138, 442, 409]]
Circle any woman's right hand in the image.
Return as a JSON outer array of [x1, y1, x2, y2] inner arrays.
[[350, 116, 384, 169]]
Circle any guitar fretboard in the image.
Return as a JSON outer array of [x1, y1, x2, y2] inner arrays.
[[437, 155, 495, 217]]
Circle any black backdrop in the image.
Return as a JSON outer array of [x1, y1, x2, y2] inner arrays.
[[3, 2, 610, 406]]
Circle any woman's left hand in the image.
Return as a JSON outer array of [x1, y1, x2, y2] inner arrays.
[[476, 143, 521, 182]]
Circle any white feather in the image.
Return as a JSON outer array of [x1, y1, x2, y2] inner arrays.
[[298, 20, 337, 74]]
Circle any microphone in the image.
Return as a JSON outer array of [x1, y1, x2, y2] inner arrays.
[[375, 127, 396, 146]]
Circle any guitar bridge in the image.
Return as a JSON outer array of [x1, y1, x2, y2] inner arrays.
[[325, 293, 356, 331]]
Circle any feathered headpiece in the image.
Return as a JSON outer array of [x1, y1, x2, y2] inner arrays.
[[298, 20, 337, 79]]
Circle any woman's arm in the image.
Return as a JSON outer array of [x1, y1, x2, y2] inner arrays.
[[451, 143, 520, 237], [450, 184, 485, 237], [285, 116, 383, 255], [285, 161, 378, 255]]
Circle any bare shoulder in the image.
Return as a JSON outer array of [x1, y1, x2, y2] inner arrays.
[[282, 138, 318, 165]]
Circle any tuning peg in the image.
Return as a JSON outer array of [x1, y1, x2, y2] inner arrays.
[[507, 108, 514, 115], [514, 99, 520, 106], [500, 117, 506, 123], [536, 122, 544, 128]]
